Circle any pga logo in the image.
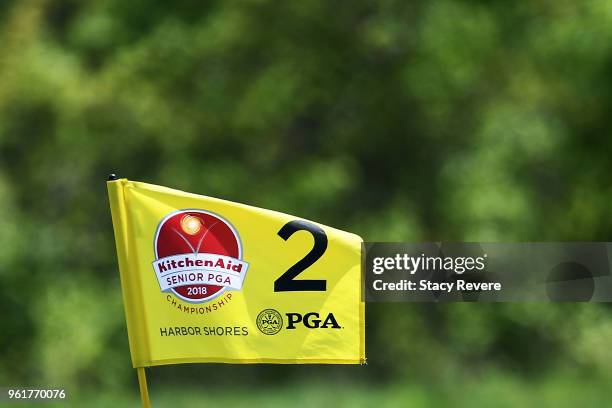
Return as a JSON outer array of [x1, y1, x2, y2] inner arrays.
[[286, 312, 341, 330], [256, 310, 341, 334]]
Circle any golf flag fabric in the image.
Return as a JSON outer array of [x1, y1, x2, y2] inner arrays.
[[107, 178, 365, 367]]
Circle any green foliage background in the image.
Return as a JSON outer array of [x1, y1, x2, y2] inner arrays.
[[1, 0, 612, 406]]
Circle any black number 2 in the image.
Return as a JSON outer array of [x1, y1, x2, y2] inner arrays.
[[275, 220, 328, 292]]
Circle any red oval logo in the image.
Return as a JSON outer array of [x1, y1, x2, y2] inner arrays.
[[153, 210, 246, 303]]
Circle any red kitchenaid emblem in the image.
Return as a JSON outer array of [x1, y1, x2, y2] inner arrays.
[[152, 210, 249, 303]]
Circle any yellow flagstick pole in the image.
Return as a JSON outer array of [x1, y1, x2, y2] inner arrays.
[[136, 367, 151, 408], [108, 174, 151, 407]]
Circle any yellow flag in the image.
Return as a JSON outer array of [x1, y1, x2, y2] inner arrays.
[[107, 178, 365, 366]]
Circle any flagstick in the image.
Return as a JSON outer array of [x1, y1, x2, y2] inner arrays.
[[108, 174, 150, 406], [136, 367, 151, 408]]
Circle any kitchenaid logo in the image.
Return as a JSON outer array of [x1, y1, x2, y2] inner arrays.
[[153, 253, 247, 291], [153, 209, 249, 304]]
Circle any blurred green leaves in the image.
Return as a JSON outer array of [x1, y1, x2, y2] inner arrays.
[[1, 0, 612, 403]]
